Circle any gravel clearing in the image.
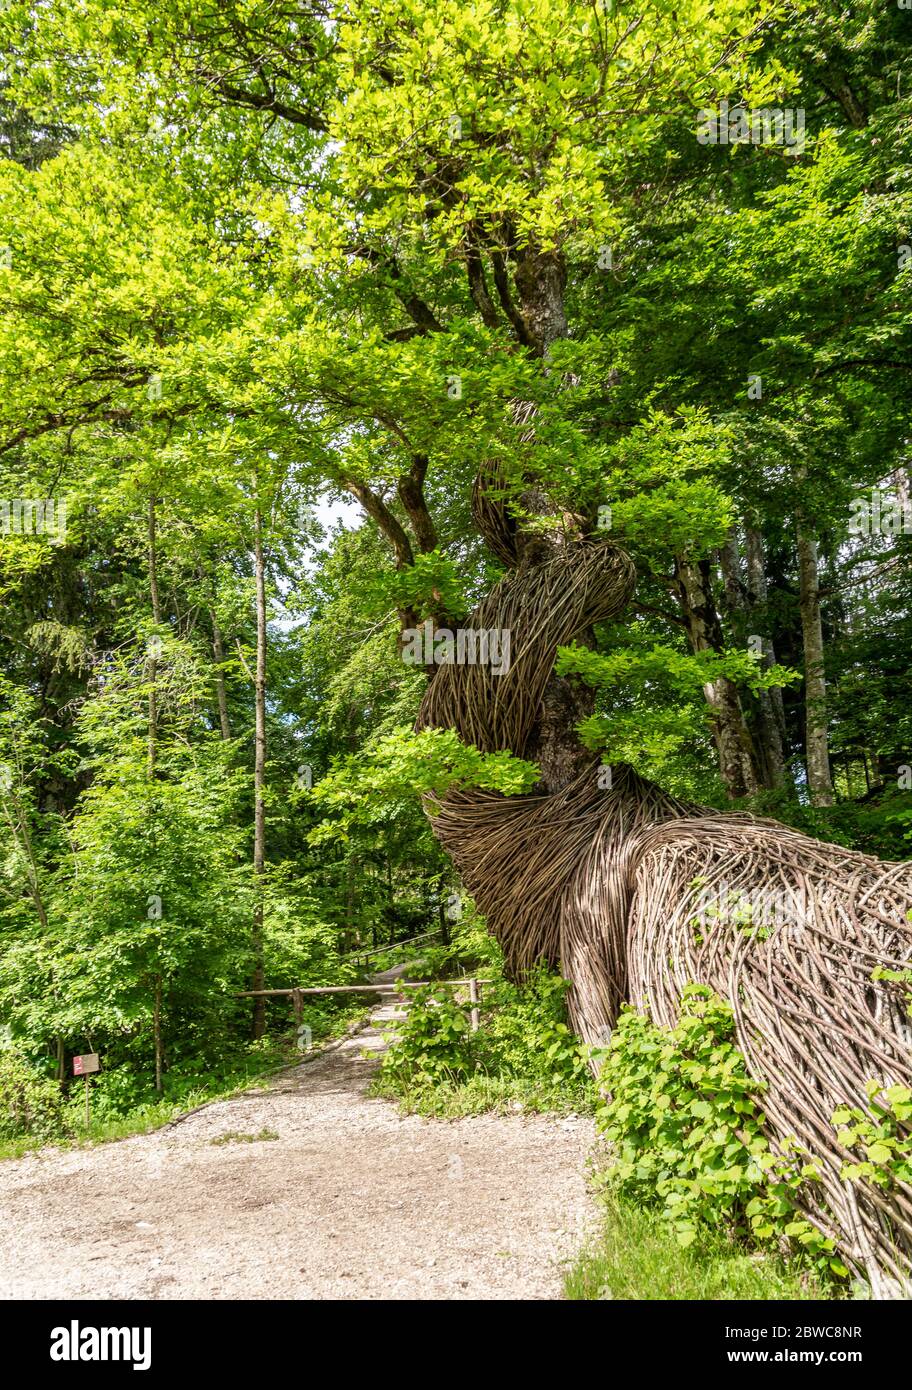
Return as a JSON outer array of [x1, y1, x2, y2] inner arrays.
[[0, 996, 597, 1301]]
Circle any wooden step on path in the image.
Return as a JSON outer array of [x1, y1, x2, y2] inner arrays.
[[364, 964, 409, 1037]]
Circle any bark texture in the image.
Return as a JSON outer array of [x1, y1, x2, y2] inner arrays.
[[675, 552, 760, 798], [251, 503, 268, 1039], [744, 524, 789, 787], [797, 525, 835, 807]]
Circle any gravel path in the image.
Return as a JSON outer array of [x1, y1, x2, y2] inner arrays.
[[0, 988, 597, 1300]]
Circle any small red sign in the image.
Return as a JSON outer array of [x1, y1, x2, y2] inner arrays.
[[73, 1053, 99, 1076]]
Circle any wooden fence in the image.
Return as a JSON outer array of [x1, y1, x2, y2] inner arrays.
[[341, 928, 442, 970], [237, 977, 490, 1031]]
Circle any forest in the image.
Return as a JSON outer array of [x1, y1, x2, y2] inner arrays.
[[1, 0, 912, 1303]]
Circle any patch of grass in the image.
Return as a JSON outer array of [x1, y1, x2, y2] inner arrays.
[[564, 1197, 837, 1301], [0, 1097, 190, 1160], [369, 1070, 591, 1118], [209, 1128, 279, 1145]]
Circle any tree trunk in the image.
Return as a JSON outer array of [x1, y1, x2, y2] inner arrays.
[[147, 495, 162, 778], [675, 552, 760, 798], [510, 246, 597, 794], [745, 523, 789, 781], [153, 974, 163, 1095], [719, 528, 787, 789], [414, 249, 912, 1287], [438, 890, 450, 947], [345, 855, 355, 951], [719, 529, 745, 622], [513, 247, 568, 353], [209, 606, 233, 741], [251, 502, 267, 1039], [796, 524, 834, 806], [521, 656, 598, 792]]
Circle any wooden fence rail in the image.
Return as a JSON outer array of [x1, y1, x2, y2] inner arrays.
[[237, 978, 491, 1031], [341, 928, 442, 965]]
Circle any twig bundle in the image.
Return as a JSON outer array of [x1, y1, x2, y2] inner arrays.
[[418, 538, 912, 1289]]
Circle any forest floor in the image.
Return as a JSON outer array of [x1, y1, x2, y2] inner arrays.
[[0, 969, 596, 1300]]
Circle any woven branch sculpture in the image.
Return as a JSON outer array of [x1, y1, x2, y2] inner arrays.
[[417, 528, 912, 1292]]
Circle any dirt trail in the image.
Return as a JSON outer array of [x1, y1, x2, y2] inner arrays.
[[0, 974, 596, 1300]]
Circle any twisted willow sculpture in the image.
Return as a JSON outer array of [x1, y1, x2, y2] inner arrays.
[[417, 509, 912, 1292]]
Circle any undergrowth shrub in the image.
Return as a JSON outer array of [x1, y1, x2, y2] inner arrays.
[[0, 1050, 70, 1142], [592, 985, 846, 1280], [378, 985, 476, 1086], [834, 1080, 912, 1189], [375, 962, 593, 1113], [482, 966, 590, 1092]]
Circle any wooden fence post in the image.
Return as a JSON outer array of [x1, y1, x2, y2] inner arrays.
[[469, 977, 480, 1032], [292, 988, 304, 1033]]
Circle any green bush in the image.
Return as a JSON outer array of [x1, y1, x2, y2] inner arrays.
[[0, 1050, 70, 1142], [375, 961, 593, 1113], [482, 966, 591, 1094], [834, 1079, 912, 1189], [593, 986, 844, 1278], [378, 985, 476, 1087]]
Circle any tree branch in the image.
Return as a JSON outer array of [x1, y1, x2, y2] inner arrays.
[[200, 71, 327, 133], [343, 478, 415, 570], [397, 454, 438, 553], [465, 246, 500, 330], [491, 249, 536, 348]]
